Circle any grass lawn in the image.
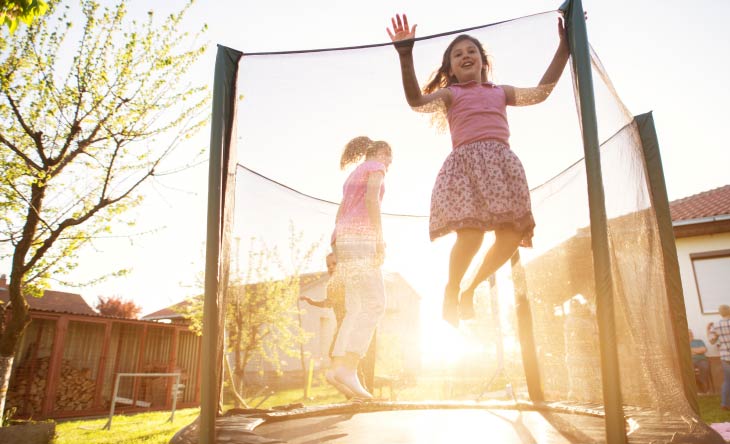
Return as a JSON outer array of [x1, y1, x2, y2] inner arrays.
[[699, 394, 730, 425], [53, 384, 343, 444], [54, 407, 200, 444], [52, 390, 730, 443]]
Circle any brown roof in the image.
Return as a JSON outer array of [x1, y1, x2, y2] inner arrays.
[[0, 287, 96, 316], [670, 185, 730, 222], [142, 299, 192, 321]]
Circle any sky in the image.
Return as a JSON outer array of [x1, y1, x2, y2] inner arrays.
[[2, 0, 729, 316]]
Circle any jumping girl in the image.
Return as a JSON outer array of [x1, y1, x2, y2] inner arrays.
[[387, 13, 570, 327], [327, 136, 392, 399]]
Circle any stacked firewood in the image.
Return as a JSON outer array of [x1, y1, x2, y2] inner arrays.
[[6, 357, 96, 413], [55, 364, 95, 410], [6, 357, 48, 415]]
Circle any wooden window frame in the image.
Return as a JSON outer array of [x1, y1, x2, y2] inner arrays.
[[691, 249, 730, 315]]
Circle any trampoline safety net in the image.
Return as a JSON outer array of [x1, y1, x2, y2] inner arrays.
[[191, 6, 724, 444]]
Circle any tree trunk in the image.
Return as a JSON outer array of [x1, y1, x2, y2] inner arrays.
[[0, 185, 43, 420], [0, 355, 14, 424], [224, 357, 248, 409], [0, 277, 32, 421]]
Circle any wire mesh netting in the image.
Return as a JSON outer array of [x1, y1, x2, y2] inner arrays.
[[205, 8, 721, 444]]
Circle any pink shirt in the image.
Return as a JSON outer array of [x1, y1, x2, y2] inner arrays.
[[333, 160, 386, 242], [447, 81, 510, 149]]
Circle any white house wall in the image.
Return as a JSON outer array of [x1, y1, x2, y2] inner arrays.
[[677, 231, 730, 356]]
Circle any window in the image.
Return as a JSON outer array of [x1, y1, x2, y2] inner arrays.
[[692, 249, 730, 314]]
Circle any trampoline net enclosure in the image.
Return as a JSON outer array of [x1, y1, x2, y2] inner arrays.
[[196, 6, 722, 444]]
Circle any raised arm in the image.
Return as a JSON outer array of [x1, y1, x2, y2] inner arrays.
[[387, 14, 450, 109], [503, 17, 570, 107], [299, 296, 332, 308]]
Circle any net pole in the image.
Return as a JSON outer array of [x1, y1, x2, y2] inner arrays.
[[561, 0, 627, 442], [636, 112, 700, 414], [201, 45, 242, 444]]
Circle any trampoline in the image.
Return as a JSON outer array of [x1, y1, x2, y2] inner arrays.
[[175, 1, 726, 443], [172, 401, 722, 444], [254, 404, 607, 444]]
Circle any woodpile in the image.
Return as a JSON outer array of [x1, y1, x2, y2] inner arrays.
[[55, 364, 95, 410], [7, 356, 96, 414], [7, 357, 49, 415]]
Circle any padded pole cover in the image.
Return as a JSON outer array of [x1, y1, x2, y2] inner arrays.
[[561, 0, 627, 442], [636, 111, 699, 415], [202, 44, 242, 444]]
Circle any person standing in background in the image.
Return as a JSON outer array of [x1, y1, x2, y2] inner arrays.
[[708, 305, 730, 409], [689, 329, 711, 394]]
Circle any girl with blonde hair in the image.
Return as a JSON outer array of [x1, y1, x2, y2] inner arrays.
[[326, 136, 392, 400]]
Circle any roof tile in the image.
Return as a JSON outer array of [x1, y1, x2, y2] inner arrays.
[[0, 288, 95, 315], [669, 184, 730, 222]]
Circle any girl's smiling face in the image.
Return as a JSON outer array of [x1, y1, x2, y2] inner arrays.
[[448, 39, 484, 83]]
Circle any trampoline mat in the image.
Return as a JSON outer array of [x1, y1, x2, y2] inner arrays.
[[254, 408, 607, 444]]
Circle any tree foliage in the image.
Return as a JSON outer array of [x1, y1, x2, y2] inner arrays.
[[0, 0, 208, 419], [0, 0, 49, 33], [95, 294, 141, 318], [183, 227, 319, 404]]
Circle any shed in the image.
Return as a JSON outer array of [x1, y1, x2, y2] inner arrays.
[[671, 184, 730, 393], [1, 278, 201, 419]]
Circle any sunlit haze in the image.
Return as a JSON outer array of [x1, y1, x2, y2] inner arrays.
[[1, 0, 727, 331]]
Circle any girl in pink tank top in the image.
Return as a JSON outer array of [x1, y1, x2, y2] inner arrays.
[[387, 13, 570, 327]]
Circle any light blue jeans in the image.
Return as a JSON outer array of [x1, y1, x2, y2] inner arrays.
[[722, 360, 730, 407], [331, 237, 385, 358]]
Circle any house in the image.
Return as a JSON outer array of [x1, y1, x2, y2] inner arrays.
[[141, 299, 194, 324], [0, 274, 96, 315], [670, 184, 730, 389]]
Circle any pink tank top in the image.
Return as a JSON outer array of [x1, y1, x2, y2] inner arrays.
[[447, 81, 510, 149], [333, 160, 386, 242]]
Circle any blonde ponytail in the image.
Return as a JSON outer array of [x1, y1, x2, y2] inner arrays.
[[340, 136, 372, 169], [340, 136, 392, 170]]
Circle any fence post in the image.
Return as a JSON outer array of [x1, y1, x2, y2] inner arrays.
[[103, 374, 122, 430]]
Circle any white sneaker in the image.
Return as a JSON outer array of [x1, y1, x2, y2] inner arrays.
[[334, 367, 373, 400], [325, 369, 355, 399]]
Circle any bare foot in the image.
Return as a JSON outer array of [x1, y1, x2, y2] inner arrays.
[[443, 285, 460, 327], [459, 289, 475, 319]]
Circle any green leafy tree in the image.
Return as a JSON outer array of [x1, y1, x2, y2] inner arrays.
[[0, 0, 208, 419], [0, 0, 49, 33], [184, 228, 319, 407]]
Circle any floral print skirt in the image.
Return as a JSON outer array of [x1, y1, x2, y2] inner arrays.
[[429, 139, 535, 247]]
